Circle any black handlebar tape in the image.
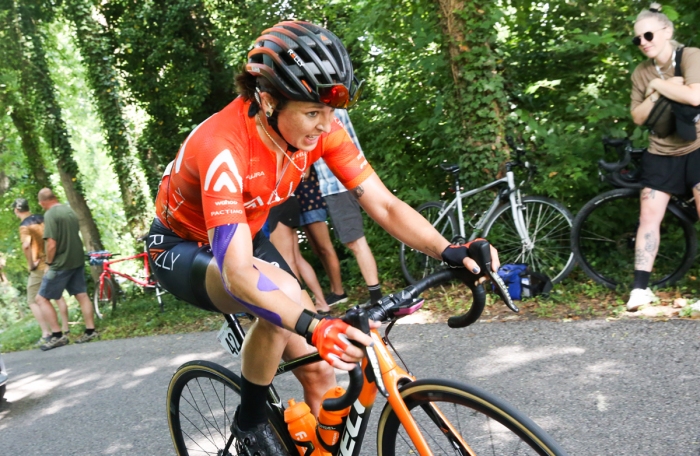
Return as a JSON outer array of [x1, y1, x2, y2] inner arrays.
[[322, 364, 364, 411], [447, 281, 486, 328]]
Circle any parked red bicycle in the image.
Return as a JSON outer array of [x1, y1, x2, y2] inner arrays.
[[87, 238, 166, 318]]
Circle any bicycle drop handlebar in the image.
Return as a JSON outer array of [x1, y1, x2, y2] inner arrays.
[[323, 240, 518, 411]]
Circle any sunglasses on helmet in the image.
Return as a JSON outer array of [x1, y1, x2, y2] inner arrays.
[[315, 76, 364, 109], [632, 27, 666, 46]]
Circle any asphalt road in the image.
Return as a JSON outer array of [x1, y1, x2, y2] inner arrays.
[[1, 318, 699, 455]]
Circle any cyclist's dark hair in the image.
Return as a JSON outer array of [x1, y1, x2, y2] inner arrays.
[[234, 69, 290, 113]]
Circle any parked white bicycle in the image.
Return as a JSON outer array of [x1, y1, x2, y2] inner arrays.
[[400, 137, 575, 285]]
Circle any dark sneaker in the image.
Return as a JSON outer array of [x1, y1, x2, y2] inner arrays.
[[40, 335, 69, 351], [231, 406, 290, 456], [35, 336, 51, 347], [75, 331, 99, 344], [325, 292, 348, 307]]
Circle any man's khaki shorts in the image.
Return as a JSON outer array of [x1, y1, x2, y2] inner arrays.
[[27, 268, 45, 306]]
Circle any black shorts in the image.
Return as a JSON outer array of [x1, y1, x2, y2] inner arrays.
[[267, 197, 300, 233], [147, 218, 295, 313], [640, 148, 700, 196], [325, 192, 365, 244]]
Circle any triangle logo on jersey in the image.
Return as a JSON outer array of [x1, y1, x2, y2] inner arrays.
[[204, 149, 244, 193]]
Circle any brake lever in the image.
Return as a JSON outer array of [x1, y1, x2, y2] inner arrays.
[[344, 308, 388, 398], [467, 240, 519, 313]]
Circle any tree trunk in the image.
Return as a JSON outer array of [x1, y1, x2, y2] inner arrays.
[[62, 0, 151, 236], [16, 3, 104, 255], [434, 0, 509, 175], [9, 98, 51, 190]]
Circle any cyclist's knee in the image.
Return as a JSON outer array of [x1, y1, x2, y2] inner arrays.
[[296, 357, 335, 384]]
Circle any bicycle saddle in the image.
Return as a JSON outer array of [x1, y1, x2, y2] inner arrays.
[[439, 163, 460, 174]]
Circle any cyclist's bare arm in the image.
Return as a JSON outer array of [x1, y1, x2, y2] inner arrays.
[[632, 79, 700, 125], [206, 224, 371, 368], [351, 173, 499, 272]]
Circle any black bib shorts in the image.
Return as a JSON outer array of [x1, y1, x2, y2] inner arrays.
[[147, 218, 295, 313]]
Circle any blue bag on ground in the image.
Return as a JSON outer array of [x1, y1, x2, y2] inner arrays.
[[495, 264, 528, 300]]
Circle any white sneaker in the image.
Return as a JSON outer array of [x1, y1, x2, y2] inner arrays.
[[626, 288, 659, 311]]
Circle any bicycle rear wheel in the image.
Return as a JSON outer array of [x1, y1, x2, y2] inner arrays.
[[571, 188, 696, 289], [400, 201, 458, 284], [483, 196, 575, 284], [377, 379, 567, 455], [93, 276, 117, 319]]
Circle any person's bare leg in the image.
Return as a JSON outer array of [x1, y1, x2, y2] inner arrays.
[[36, 294, 61, 333], [204, 257, 335, 415], [28, 302, 51, 337], [304, 222, 344, 295], [693, 182, 700, 218], [345, 236, 379, 286], [55, 296, 69, 333], [292, 240, 330, 311], [270, 224, 302, 280], [74, 293, 95, 329], [634, 188, 671, 272]]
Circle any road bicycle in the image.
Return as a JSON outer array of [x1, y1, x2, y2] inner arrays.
[[400, 138, 575, 285], [570, 138, 698, 289], [166, 240, 568, 455], [87, 237, 167, 318]]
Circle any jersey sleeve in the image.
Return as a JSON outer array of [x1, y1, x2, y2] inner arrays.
[[681, 47, 700, 85], [320, 116, 374, 190], [18, 225, 31, 244], [630, 64, 647, 112], [195, 136, 250, 231]]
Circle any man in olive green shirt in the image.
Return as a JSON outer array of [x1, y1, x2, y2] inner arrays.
[[36, 188, 98, 351], [12, 197, 69, 343]]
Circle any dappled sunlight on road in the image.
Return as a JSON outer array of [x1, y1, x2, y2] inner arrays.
[[470, 345, 586, 376]]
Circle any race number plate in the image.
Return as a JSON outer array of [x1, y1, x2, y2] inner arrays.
[[217, 321, 242, 358]]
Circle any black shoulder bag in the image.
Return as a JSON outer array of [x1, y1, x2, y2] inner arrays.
[[643, 47, 683, 138]]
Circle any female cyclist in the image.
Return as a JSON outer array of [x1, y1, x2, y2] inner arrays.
[[627, 3, 700, 311], [147, 21, 497, 454]]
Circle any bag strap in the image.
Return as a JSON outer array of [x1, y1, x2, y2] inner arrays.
[[674, 46, 684, 77]]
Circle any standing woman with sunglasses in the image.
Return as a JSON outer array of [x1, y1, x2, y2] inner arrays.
[[627, 3, 700, 311], [148, 21, 498, 454]]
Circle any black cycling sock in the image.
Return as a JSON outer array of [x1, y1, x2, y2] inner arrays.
[[238, 374, 270, 430], [368, 284, 382, 303], [51, 331, 63, 339], [633, 270, 651, 290], [85, 328, 95, 336]]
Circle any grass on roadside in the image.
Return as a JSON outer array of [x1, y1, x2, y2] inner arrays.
[[0, 290, 221, 353], [2, 269, 698, 353]]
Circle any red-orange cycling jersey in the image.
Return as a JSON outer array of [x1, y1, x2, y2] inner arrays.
[[155, 97, 374, 243]]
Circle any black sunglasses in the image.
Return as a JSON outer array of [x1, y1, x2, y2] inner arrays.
[[632, 27, 666, 46]]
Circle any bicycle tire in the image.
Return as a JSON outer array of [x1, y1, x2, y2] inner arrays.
[[400, 201, 458, 284], [93, 276, 116, 319], [377, 379, 567, 456], [167, 361, 293, 456], [483, 196, 575, 284], [571, 187, 696, 289]]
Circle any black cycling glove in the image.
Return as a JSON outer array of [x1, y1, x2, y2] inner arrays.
[[441, 245, 470, 268]]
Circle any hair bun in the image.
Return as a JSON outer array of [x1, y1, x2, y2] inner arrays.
[[649, 2, 662, 13]]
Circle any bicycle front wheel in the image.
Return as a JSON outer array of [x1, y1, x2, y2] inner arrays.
[[483, 196, 575, 284], [167, 361, 244, 456], [93, 276, 116, 319], [377, 379, 567, 456], [400, 201, 458, 284], [571, 188, 696, 289]]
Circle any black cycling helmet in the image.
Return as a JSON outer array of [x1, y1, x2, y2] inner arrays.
[[246, 21, 363, 109]]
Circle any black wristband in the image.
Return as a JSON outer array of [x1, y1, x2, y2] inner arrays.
[[294, 309, 321, 345], [441, 245, 469, 268]]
